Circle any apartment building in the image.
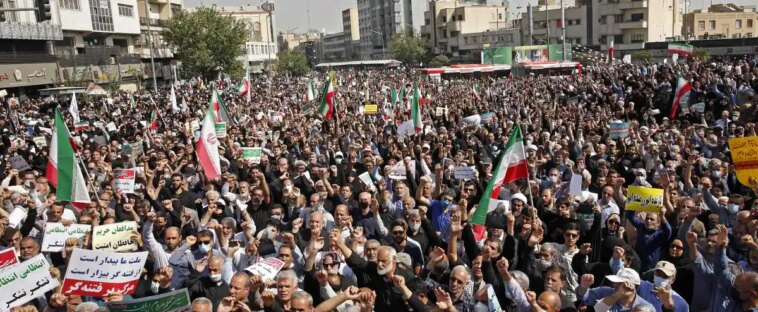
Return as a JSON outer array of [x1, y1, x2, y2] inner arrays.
[[208, 5, 277, 71], [520, 3, 588, 46], [590, 0, 685, 54], [136, 0, 182, 82], [683, 3, 757, 40], [357, 0, 427, 60]]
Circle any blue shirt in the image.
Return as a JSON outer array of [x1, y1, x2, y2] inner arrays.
[[627, 211, 672, 271], [429, 199, 451, 241], [584, 287, 652, 312]]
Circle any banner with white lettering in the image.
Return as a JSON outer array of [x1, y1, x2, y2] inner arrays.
[[0, 248, 19, 272], [61, 249, 147, 297], [107, 288, 191, 312], [41, 223, 91, 252], [0, 254, 58, 311], [92, 221, 139, 252]]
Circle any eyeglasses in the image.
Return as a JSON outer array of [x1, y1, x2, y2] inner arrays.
[[199, 241, 212, 245], [323, 262, 338, 268], [670, 245, 684, 250]]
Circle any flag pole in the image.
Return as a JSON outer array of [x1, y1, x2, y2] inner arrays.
[[520, 123, 536, 216]]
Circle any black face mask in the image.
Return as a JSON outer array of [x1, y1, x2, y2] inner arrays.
[[731, 287, 743, 305], [360, 202, 370, 209]]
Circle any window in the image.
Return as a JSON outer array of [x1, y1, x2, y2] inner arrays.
[[118, 4, 132, 17], [575, 19, 581, 25], [61, 0, 80, 10], [458, 15, 463, 21], [614, 35, 624, 43], [698, 21, 705, 30], [614, 14, 624, 22], [709, 20, 715, 29], [630, 13, 644, 21], [441, 15, 446, 23], [498, 13, 502, 20], [171, 4, 181, 17], [451, 15, 456, 21], [735, 20, 742, 29], [89, 0, 113, 31], [599, 16, 607, 24], [748, 19, 753, 28], [631, 33, 645, 43]]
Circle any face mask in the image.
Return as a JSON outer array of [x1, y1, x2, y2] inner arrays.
[[198, 243, 212, 254], [727, 204, 740, 214], [636, 176, 646, 184], [209, 273, 222, 283], [474, 302, 489, 312], [535, 259, 552, 271], [354, 245, 364, 256], [442, 199, 451, 207], [23, 180, 33, 188], [271, 215, 282, 222], [150, 281, 160, 293], [335, 158, 343, 164], [409, 222, 421, 232], [711, 170, 722, 179], [549, 176, 558, 184], [653, 276, 670, 288]]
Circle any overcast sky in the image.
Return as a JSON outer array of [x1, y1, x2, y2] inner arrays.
[[184, 0, 757, 34]]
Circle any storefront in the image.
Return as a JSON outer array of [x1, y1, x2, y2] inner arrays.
[[0, 63, 60, 98]]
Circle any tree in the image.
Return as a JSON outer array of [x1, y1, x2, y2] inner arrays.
[[428, 55, 450, 68], [163, 8, 248, 79], [388, 33, 427, 65], [693, 47, 709, 60], [275, 50, 310, 76], [631, 50, 652, 62]]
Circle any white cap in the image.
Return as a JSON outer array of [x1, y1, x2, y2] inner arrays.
[[606, 268, 641, 285]]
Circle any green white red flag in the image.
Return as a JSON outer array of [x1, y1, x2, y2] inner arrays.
[[306, 78, 316, 102], [411, 82, 422, 133], [47, 108, 91, 208], [196, 97, 222, 180], [317, 77, 335, 121], [472, 126, 528, 224], [670, 76, 692, 118], [210, 89, 233, 124], [149, 109, 160, 133], [472, 85, 481, 101]]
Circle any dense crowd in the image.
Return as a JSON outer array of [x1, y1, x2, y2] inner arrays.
[[0, 56, 758, 312]]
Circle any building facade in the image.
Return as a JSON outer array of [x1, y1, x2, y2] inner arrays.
[[357, 0, 427, 60], [683, 3, 757, 40], [590, 0, 685, 53], [520, 4, 588, 46], [136, 0, 183, 83], [209, 5, 278, 71]]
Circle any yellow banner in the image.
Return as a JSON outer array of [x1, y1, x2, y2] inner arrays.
[[625, 186, 664, 212], [729, 136, 758, 187], [364, 104, 378, 115]]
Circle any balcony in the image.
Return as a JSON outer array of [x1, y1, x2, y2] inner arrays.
[[0, 22, 63, 40], [619, 0, 648, 10], [447, 21, 462, 32], [139, 47, 174, 59], [599, 5, 621, 16], [618, 20, 647, 29], [598, 24, 623, 35], [148, 0, 168, 4], [139, 18, 168, 28], [0, 52, 57, 64]]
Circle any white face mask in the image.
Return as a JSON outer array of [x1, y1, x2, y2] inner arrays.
[[409, 222, 421, 232], [210, 273, 222, 283], [474, 302, 489, 312], [150, 281, 160, 294], [354, 245, 364, 257]]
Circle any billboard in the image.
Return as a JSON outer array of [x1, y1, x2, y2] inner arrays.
[[482, 44, 571, 64]]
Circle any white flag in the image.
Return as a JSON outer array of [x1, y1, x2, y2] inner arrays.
[[171, 85, 179, 112], [69, 93, 80, 123]]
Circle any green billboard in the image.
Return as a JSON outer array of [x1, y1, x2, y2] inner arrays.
[[482, 44, 571, 64]]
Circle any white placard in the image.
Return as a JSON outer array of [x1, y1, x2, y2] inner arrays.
[[113, 169, 136, 194], [453, 166, 476, 180], [61, 249, 147, 297], [358, 172, 377, 192], [41, 223, 91, 252], [244, 257, 286, 281], [0, 254, 58, 311], [397, 120, 415, 141], [92, 221, 139, 252], [569, 174, 583, 196]]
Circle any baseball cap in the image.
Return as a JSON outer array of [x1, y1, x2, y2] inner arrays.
[[655, 261, 677, 278], [606, 268, 641, 285]]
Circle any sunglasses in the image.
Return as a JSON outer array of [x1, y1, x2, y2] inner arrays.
[[199, 241, 212, 245], [670, 245, 684, 250]]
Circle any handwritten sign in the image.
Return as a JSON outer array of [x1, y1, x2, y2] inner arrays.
[[107, 288, 190, 312], [609, 122, 630, 139], [242, 147, 262, 164], [0, 248, 19, 272], [625, 186, 664, 212], [8, 155, 31, 171], [113, 169, 136, 194], [453, 166, 476, 180], [41, 223, 91, 252], [244, 258, 285, 281], [363, 104, 378, 115], [215, 122, 227, 138], [0, 254, 58, 311], [61, 248, 147, 297], [729, 136, 758, 187], [92, 221, 139, 252]]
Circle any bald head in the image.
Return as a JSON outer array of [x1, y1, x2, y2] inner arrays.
[[537, 290, 561, 312]]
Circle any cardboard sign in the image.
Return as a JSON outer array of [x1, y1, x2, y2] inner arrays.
[[453, 166, 476, 180], [32, 136, 47, 148], [244, 258, 286, 281], [107, 288, 190, 312], [0, 248, 19, 272], [242, 147, 263, 164], [0, 254, 58, 311], [92, 221, 139, 252], [215, 122, 227, 139], [625, 186, 664, 212], [61, 249, 148, 297], [113, 169, 136, 194], [397, 120, 415, 141], [609, 122, 630, 139], [41, 223, 91, 252], [8, 155, 31, 171], [729, 136, 758, 187], [363, 104, 378, 115]]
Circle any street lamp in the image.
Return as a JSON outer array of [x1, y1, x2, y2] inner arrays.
[[369, 29, 386, 60]]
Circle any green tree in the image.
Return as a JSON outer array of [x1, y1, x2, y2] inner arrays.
[[631, 50, 652, 62], [275, 50, 310, 76], [428, 55, 450, 68], [163, 8, 248, 79], [388, 33, 427, 65], [693, 47, 709, 60]]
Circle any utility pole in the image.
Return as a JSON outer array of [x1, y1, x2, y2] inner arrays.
[[561, 0, 566, 60], [528, 4, 533, 45], [545, 2, 550, 44], [143, 0, 158, 91]]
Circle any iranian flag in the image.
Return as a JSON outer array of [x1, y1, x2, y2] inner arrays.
[[69, 93, 80, 124], [74, 121, 89, 131], [47, 108, 91, 207], [149, 109, 160, 133], [196, 99, 222, 181], [472, 126, 528, 225], [472, 85, 482, 101], [668, 43, 693, 56], [306, 78, 316, 102], [670, 76, 692, 118], [391, 86, 399, 105], [210, 89, 233, 124], [607, 38, 614, 63], [317, 78, 335, 121], [236, 69, 251, 98], [411, 82, 422, 132]]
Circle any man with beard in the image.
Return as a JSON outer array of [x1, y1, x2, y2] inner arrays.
[[713, 224, 758, 312], [352, 192, 387, 240], [388, 219, 423, 274], [169, 229, 224, 287], [333, 229, 414, 311], [167, 173, 200, 209]]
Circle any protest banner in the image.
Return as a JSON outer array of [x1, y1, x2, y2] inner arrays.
[[388, 160, 415, 180], [0, 248, 19, 271], [32, 136, 47, 148], [61, 249, 148, 297], [729, 136, 758, 187], [41, 223, 91, 252], [0, 254, 58, 311], [363, 104, 378, 115], [190, 119, 200, 140], [569, 174, 583, 196], [113, 169, 137, 194], [215, 122, 227, 138], [92, 221, 139, 252], [107, 288, 190, 312], [625, 186, 664, 212], [461, 114, 482, 126], [358, 172, 377, 192], [692, 102, 705, 113], [244, 258, 286, 281], [609, 122, 630, 139], [8, 155, 31, 171], [479, 112, 495, 124], [242, 147, 263, 164], [397, 120, 415, 141], [453, 166, 476, 180]]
